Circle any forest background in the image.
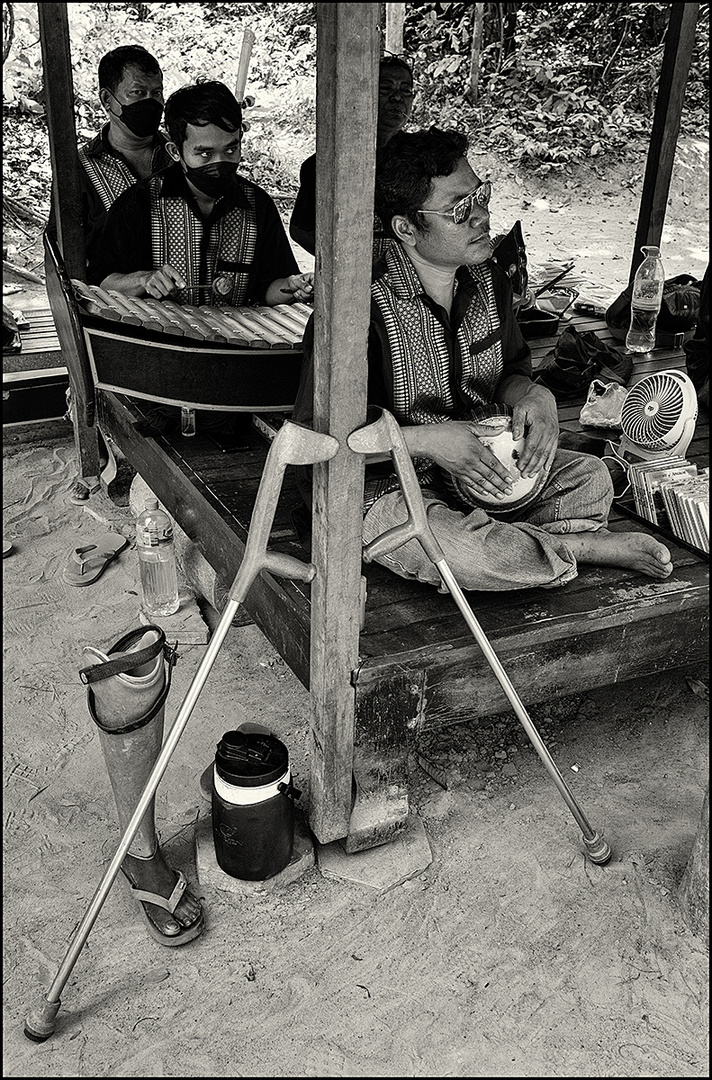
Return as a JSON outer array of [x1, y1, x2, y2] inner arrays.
[[2, 0, 710, 286]]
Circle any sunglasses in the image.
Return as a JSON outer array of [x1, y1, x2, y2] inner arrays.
[[418, 180, 492, 225]]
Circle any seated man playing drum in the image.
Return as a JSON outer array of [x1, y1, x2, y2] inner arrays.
[[89, 79, 312, 308], [293, 127, 673, 590]]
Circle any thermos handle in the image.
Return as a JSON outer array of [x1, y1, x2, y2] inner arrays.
[[278, 778, 301, 802]]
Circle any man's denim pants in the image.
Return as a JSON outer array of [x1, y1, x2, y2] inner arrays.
[[361, 448, 614, 592]]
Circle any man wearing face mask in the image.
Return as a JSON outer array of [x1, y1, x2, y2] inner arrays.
[[89, 79, 312, 308], [49, 45, 171, 266]]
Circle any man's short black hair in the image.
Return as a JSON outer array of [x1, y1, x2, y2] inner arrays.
[[98, 45, 161, 95], [375, 126, 469, 237], [379, 54, 414, 82], [164, 80, 243, 150]]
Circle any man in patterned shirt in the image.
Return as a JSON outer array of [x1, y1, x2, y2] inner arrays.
[[90, 79, 312, 307], [49, 45, 172, 265], [294, 127, 672, 589]]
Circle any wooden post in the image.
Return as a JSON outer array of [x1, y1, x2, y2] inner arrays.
[[628, 2, 700, 283], [38, 3, 99, 480], [308, 3, 379, 843], [385, 3, 405, 54], [469, 3, 485, 104]]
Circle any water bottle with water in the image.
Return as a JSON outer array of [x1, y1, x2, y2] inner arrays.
[[135, 499, 180, 617], [626, 246, 665, 353]]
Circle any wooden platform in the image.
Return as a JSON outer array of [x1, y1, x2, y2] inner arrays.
[[3, 307, 68, 424], [95, 312, 709, 850]]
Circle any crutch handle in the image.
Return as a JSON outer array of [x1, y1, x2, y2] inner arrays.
[[349, 410, 445, 565]]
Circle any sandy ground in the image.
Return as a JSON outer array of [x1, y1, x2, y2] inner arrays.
[[1, 422, 709, 1077], [3, 139, 709, 1076]]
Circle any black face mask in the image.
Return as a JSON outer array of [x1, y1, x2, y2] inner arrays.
[[182, 160, 239, 200], [109, 93, 163, 138]]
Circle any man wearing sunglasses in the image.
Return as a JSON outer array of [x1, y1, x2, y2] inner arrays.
[[294, 126, 672, 590]]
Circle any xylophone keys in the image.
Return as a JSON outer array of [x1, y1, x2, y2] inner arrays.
[[180, 305, 233, 343], [196, 307, 251, 347], [158, 300, 212, 341], [103, 290, 146, 327], [71, 281, 122, 321], [224, 307, 291, 349], [130, 296, 185, 336], [254, 305, 308, 340], [212, 307, 270, 348]]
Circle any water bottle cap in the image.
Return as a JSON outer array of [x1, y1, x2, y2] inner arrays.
[[641, 245, 661, 258], [145, 499, 159, 510]]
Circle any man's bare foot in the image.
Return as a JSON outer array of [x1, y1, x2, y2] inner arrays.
[[565, 528, 673, 580], [122, 847, 203, 944]]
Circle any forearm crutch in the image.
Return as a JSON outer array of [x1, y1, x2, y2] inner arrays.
[[347, 409, 611, 866], [25, 421, 339, 1042]]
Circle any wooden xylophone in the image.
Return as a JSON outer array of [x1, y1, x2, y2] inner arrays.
[[71, 281, 311, 350]]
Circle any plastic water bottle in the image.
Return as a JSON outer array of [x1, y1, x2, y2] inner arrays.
[[626, 245, 665, 353], [135, 499, 179, 617]]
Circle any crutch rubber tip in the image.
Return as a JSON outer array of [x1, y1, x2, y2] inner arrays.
[[23, 997, 61, 1041], [583, 833, 612, 865]]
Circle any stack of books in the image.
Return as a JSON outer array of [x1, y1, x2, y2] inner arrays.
[[629, 459, 709, 554]]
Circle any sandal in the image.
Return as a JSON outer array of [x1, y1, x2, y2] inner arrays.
[[62, 531, 129, 587], [122, 864, 204, 948]]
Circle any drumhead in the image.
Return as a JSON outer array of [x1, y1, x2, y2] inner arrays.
[[444, 415, 550, 516]]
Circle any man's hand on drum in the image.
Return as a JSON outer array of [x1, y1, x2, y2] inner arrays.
[[141, 264, 186, 300], [510, 384, 559, 478], [405, 421, 514, 501]]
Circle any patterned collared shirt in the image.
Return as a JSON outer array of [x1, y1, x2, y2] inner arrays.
[[88, 163, 298, 306], [361, 244, 532, 507]]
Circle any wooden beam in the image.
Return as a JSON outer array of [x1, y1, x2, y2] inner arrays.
[[39, 4, 100, 479], [629, 2, 700, 282], [308, 4, 379, 843], [38, 3, 86, 280], [385, 3, 405, 54]]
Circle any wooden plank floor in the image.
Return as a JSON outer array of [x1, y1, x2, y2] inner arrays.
[[98, 312, 709, 737]]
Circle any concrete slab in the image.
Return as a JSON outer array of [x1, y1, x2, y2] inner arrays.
[[138, 591, 210, 645], [316, 812, 432, 893], [195, 810, 315, 895]]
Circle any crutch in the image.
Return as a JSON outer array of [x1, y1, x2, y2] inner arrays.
[[348, 409, 611, 866], [24, 421, 339, 1042]]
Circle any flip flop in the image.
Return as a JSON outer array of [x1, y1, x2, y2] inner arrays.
[[62, 531, 129, 587], [123, 868, 204, 947]]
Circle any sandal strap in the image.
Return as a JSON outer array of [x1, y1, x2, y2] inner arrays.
[[128, 871, 188, 914]]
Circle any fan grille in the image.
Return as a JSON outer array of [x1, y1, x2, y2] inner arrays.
[[622, 374, 685, 449]]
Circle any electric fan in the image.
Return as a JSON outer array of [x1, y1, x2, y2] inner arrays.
[[613, 369, 698, 462], [604, 370, 699, 501]]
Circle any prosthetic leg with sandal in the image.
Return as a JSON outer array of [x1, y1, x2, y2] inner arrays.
[[80, 626, 204, 946]]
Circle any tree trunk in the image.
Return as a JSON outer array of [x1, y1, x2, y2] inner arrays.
[[469, 3, 485, 104], [385, 3, 404, 55], [677, 784, 709, 949]]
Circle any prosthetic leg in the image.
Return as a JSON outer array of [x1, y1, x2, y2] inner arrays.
[[80, 626, 203, 946], [24, 420, 339, 1041]]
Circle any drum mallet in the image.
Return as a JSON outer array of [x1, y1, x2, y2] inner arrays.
[[348, 409, 611, 865], [24, 421, 339, 1042]]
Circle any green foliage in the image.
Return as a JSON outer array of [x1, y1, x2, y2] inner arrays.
[[405, 1, 709, 171], [2, 0, 709, 211]]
